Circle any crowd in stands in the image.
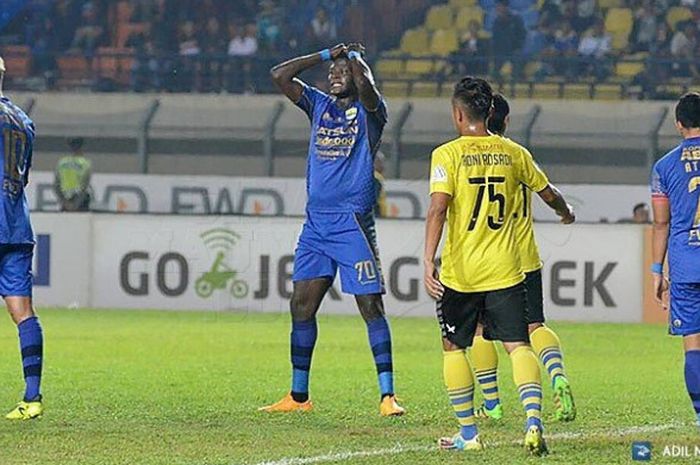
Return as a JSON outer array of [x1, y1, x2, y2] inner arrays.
[[2, 0, 347, 92]]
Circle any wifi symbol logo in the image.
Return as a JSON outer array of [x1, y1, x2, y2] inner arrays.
[[200, 228, 241, 253]]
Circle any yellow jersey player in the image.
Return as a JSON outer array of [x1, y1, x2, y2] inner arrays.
[[470, 94, 577, 423], [423, 77, 574, 455]]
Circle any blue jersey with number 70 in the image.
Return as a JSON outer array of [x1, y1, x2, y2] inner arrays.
[[651, 136, 700, 283], [0, 96, 34, 244]]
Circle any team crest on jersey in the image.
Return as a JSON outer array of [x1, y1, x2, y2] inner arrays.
[[322, 112, 333, 122], [432, 165, 448, 183], [345, 107, 358, 121]]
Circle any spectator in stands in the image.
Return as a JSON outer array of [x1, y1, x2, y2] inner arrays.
[[227, 23, 258, 93], [129, 32, 161, 92], [630, 1, 658, 52], [199, 17, 226, 92], [578, 19, 611, 80], [256, 0, 282, 52], [177, 20, 201, 91], [70, 2, 105, 57], [553, 21, 579, 80], [670, 21, 699, 78], [29, 17, 58, 80], [54, 138, 93, 212], [453, 20, 489, 76], [576, 0, 597, 33], [632, 203, 651, 224], [491, 0, 527, 79], [308, 7, 337, 49], [50, 0, 80, 51]]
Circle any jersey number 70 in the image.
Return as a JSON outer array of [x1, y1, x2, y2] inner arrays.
[[468, 176, 506, 231]]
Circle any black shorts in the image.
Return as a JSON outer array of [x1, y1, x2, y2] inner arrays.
[[524, 269, 545, 324], [436, 282, 529, 348]]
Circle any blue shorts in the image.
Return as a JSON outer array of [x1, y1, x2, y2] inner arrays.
[[293, 211, 385, 295], [0, 244, 33, 298], [669, 282, 700, 336]]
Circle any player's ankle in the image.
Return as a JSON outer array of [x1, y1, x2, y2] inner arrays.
[[291, 391, 309, 403]]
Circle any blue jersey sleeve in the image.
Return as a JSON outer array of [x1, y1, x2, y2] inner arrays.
[[651, 161, 668, 200], [294, 81, 328, 122]]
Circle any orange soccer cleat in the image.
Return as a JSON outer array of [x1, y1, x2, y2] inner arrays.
[[258, 393, 314, 413], [380, 395, 406, 417]]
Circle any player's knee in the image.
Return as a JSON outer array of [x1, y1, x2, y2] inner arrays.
[[502, 341, 529, 354], [528, 322, 544, 334], [356, 294, 385, 322], [684, 333, 700, 352], [442, 338, 463, 352], [5, 297, 35, 325], [289, 293, 315, 321]]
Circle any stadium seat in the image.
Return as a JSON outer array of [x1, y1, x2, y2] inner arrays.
[[382, 80, 410, 97], [430, 29, 459, 56], [425, 5, 454, 31], [116, 22, 148, 48], [449, 0, 478, 9], [615, 61, 645, 79], [563, 83, 592, 99], [655, 84, 686, 98], [400, 28, 430, 54], [56, 54, 91, 87], [93, 47, 135, 85], [0, 45, 32, 78], [509, 82, 532, 98], [593, 83, 622, 100], [605, 8, 633, 35], [532, 83, 561, 99], [376, 58, 405, 78], [597, 0, 623, 9], [611, 32, 629, 50], [411, 81, 439, 97], [404, 58, 434, 76], [666, 6, 693, 30], [455, 6, 484, 31]]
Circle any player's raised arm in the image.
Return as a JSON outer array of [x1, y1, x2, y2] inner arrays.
[[346, 43, 381, 112], [270, 43, 347, 103]]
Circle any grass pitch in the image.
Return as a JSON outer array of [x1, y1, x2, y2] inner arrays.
[[0, 308, 695, 465]]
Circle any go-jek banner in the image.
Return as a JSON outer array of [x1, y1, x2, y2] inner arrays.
[[27, 172, 649, 223]]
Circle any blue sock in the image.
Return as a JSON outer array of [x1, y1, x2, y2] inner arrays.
[[461, 424, 478, 441], [685, 350, 700, 425], [290, 319, 317, 402], [366, 316, 394, 398], [18, 316, 43, 402]]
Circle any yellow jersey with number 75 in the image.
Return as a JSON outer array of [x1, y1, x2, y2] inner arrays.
[[430, 134, 549, 293]]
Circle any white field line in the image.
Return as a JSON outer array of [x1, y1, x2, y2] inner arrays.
[[249, 423, 681, 465]]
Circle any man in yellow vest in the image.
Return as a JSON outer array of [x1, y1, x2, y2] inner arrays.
[[54, 137, 92, 212]]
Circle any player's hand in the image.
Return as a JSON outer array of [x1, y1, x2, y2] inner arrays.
[[424, 261, 444, 300], [653, 273, 669, 310], [558, 204, 575, 224], [330, 43, 347, 59], [347, 42, 366, 57]]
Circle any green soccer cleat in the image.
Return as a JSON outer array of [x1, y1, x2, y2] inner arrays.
[[524, 425, 548, 456], [475, 403, 503, 420], [438, 433, 484, 451], [553, 376, 576, 422], [6, 398, 43, 420]]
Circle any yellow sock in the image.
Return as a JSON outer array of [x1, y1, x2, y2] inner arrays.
[[443, 350, 478, 439], [530, 326, 566, 387], [510, 345, 543, 430], [470, 336, 500, 409]]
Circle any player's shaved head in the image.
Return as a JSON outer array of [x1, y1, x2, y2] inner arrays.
[[0, 56, 5, 94], [676, 92, 700, 129], [452, 76, 493, 123], [489, 93, 510, 136]]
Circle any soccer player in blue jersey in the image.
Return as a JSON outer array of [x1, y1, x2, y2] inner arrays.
[[0, 57, 45, 420], [259, 43, 405, 416], [651, 92, 700, 428]]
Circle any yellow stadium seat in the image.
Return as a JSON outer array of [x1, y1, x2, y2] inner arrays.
[[425, 5, 454, 31], [430, 29, 459, 56], [594, 84, 622, 100], [611, 32, 629, 50], [605, 8, 633, 35], [656, 84, 686, 98], [411, 81, 439, 97], [532, 83, 561, 99], [382, 80, 410, 97], [404, 58, 434, 76], [400, 28, 430, 54], [524, 62, 541, 78], [563, 83, 592, 99], [667, 6, 693, 30], [376, 58, 405, 78], [598, 0, 623, 9], [499, 61, 513, 77], [511, 83, 532, 98], [450, 0, 478, 9], [455, 7, 484, 31], [615, 61, 644, 79]]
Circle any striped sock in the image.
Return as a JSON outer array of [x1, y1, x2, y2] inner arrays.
[[366, 316, 394, 398], [685, 350, 700, 426], [443, 350, 478, 440], [531, 326, 566, 388], [510, 346, 543, 431], [18, 316, 43, 402], [290, 318, 317, 402], [470, 336, 500, 409]]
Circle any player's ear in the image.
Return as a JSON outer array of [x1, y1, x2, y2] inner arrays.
[[675, 120, 685, 136]]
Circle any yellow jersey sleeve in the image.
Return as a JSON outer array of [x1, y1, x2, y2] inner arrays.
[[429, 146, 455, 196], [517, 148, 549, 193]]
